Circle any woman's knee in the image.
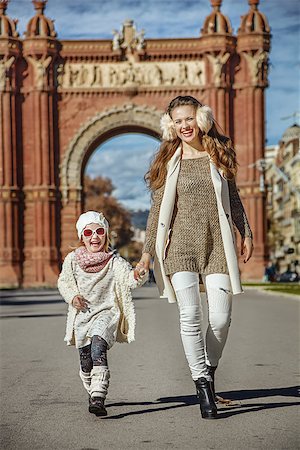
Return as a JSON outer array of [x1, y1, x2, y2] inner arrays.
[[176, 283, 203, 325], [209, 311, 231, 332], [171, 273, 203, 333], [205, 274, 232, 315], [179, 305, 202, 333]]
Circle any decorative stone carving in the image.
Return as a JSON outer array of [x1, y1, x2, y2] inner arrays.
[[112, 19, 145, 56], [55, 63, 64, 87], [135, 29, 145, 51], [0, 56, 15, 91], [112, 29, 122, 51], [58, 60, 205, 90], [242, 50, 269, 85], [26, 55, 52, 90], [206, 52, 230, 86]]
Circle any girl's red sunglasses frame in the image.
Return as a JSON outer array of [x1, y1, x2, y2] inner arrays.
[[82, 227, 106, 237]]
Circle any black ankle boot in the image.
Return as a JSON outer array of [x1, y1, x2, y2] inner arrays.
[[194, 377, 217, 419], [207, 365, 217, 400], [89, 396, 107, 416]]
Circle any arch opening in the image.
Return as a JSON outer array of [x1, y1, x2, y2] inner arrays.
[[60, 103, 163, 204], [83, 132, 160, 256]]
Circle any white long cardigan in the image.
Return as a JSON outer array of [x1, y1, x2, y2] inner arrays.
[[153, 146, 243, 304], [58, 253, 145, 345]]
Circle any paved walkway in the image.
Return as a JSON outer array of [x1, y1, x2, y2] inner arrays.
[[0, 285, 299, 449]]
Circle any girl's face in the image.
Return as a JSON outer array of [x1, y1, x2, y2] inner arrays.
[[171, 105, 201, 145], [81, 223, 107, 253]]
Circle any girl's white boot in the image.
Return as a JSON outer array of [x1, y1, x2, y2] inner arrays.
[[89, 367, 110, 416], [79, 369, 92, 393]]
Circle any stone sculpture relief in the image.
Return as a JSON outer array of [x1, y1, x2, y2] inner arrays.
[[27, 56, 52, 90], [243, 51, 269, 84], [57, 60, 205, 89], [0, 57, 15, 91], [206, 52, 230, 86]]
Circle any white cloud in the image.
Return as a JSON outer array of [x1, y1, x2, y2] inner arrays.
[[85, 133, 158, 210]]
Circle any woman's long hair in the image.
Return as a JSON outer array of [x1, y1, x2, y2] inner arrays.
[[145, 96, 237, 191]]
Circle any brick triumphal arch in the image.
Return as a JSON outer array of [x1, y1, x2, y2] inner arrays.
[[0, 0, 271, 287]]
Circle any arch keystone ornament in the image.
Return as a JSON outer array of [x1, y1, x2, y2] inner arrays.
[[0, 0, 271, 286]]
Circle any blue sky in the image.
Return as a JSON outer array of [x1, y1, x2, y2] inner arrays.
[[86, 134, 159, 210], [9, 0, 300, 210]]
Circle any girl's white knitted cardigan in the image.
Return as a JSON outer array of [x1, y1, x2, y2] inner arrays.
[[58, 252, 146, 346]]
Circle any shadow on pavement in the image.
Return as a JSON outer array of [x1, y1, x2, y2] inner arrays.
[[217, 401, 300, 419], [218, 386, 299, 400], [0, 313, 65, 319], [103, 388, 300, 420], [0, 299, 63, 306], [104, 397, 193, 419]]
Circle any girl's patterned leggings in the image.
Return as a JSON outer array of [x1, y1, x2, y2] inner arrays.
[[78, 336, 108, 373]]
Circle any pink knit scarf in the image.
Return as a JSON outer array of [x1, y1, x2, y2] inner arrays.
[[74, 246, 114, 273]]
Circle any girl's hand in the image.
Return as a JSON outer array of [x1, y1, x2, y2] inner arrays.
[[241, 237, 254, 263], [72, 295, 89, 311], [134, 262, 147, 281]]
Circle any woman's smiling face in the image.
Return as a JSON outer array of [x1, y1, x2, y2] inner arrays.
[[81, 222, 106, 253], [171, 105, 200, 144]]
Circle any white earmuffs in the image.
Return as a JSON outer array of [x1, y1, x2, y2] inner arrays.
[[160, 105, 214, 141], [160, 113, 177, 141], [196, 105, 214, 134]]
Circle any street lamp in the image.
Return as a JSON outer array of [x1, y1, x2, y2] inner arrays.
[[248, 158, 267, 192], [256, 158, 267, 192]]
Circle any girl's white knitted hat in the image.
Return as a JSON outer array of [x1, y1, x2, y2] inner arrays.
[[76, 211, 109, 239]]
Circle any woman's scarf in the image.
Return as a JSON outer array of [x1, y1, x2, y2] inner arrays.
[[74, 246, 114, 273]]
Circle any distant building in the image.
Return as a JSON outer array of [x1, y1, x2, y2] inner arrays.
[[265, 144, 279, 165], [130, 210, 147, 243], [131, 227, 146, 244], [265, 124, 300, 274]]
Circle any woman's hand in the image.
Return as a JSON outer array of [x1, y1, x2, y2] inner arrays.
[[241, 237, 254, 263], [134, 253, 151, 280], [133, 262, 147, 281], [72, 295, 89, 311], [139, 253, 151, 271]]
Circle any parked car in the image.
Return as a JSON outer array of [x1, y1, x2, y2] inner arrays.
[[277, 271, 299, 282]]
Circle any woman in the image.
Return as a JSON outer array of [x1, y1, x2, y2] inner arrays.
[[138, 96, 253, 419]]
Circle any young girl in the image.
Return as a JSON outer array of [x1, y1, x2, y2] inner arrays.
[[58, 210, 147, 416]]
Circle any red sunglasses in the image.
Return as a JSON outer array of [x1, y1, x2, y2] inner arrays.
[[82, 227, 106, 237]]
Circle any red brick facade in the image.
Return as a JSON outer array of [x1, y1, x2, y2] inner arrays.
[[0, 0, 271, 287]]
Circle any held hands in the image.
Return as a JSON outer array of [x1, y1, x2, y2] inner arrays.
[[72, 295, 89, 311], [241, 236, 254, 263], [134, 253, 151, 281], [133, 263, 147, 281]]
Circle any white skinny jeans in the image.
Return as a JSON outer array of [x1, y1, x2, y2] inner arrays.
[[171, 272, 232, 381]]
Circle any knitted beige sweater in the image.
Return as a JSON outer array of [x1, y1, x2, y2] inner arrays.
[[143, 155, 252, 276]]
